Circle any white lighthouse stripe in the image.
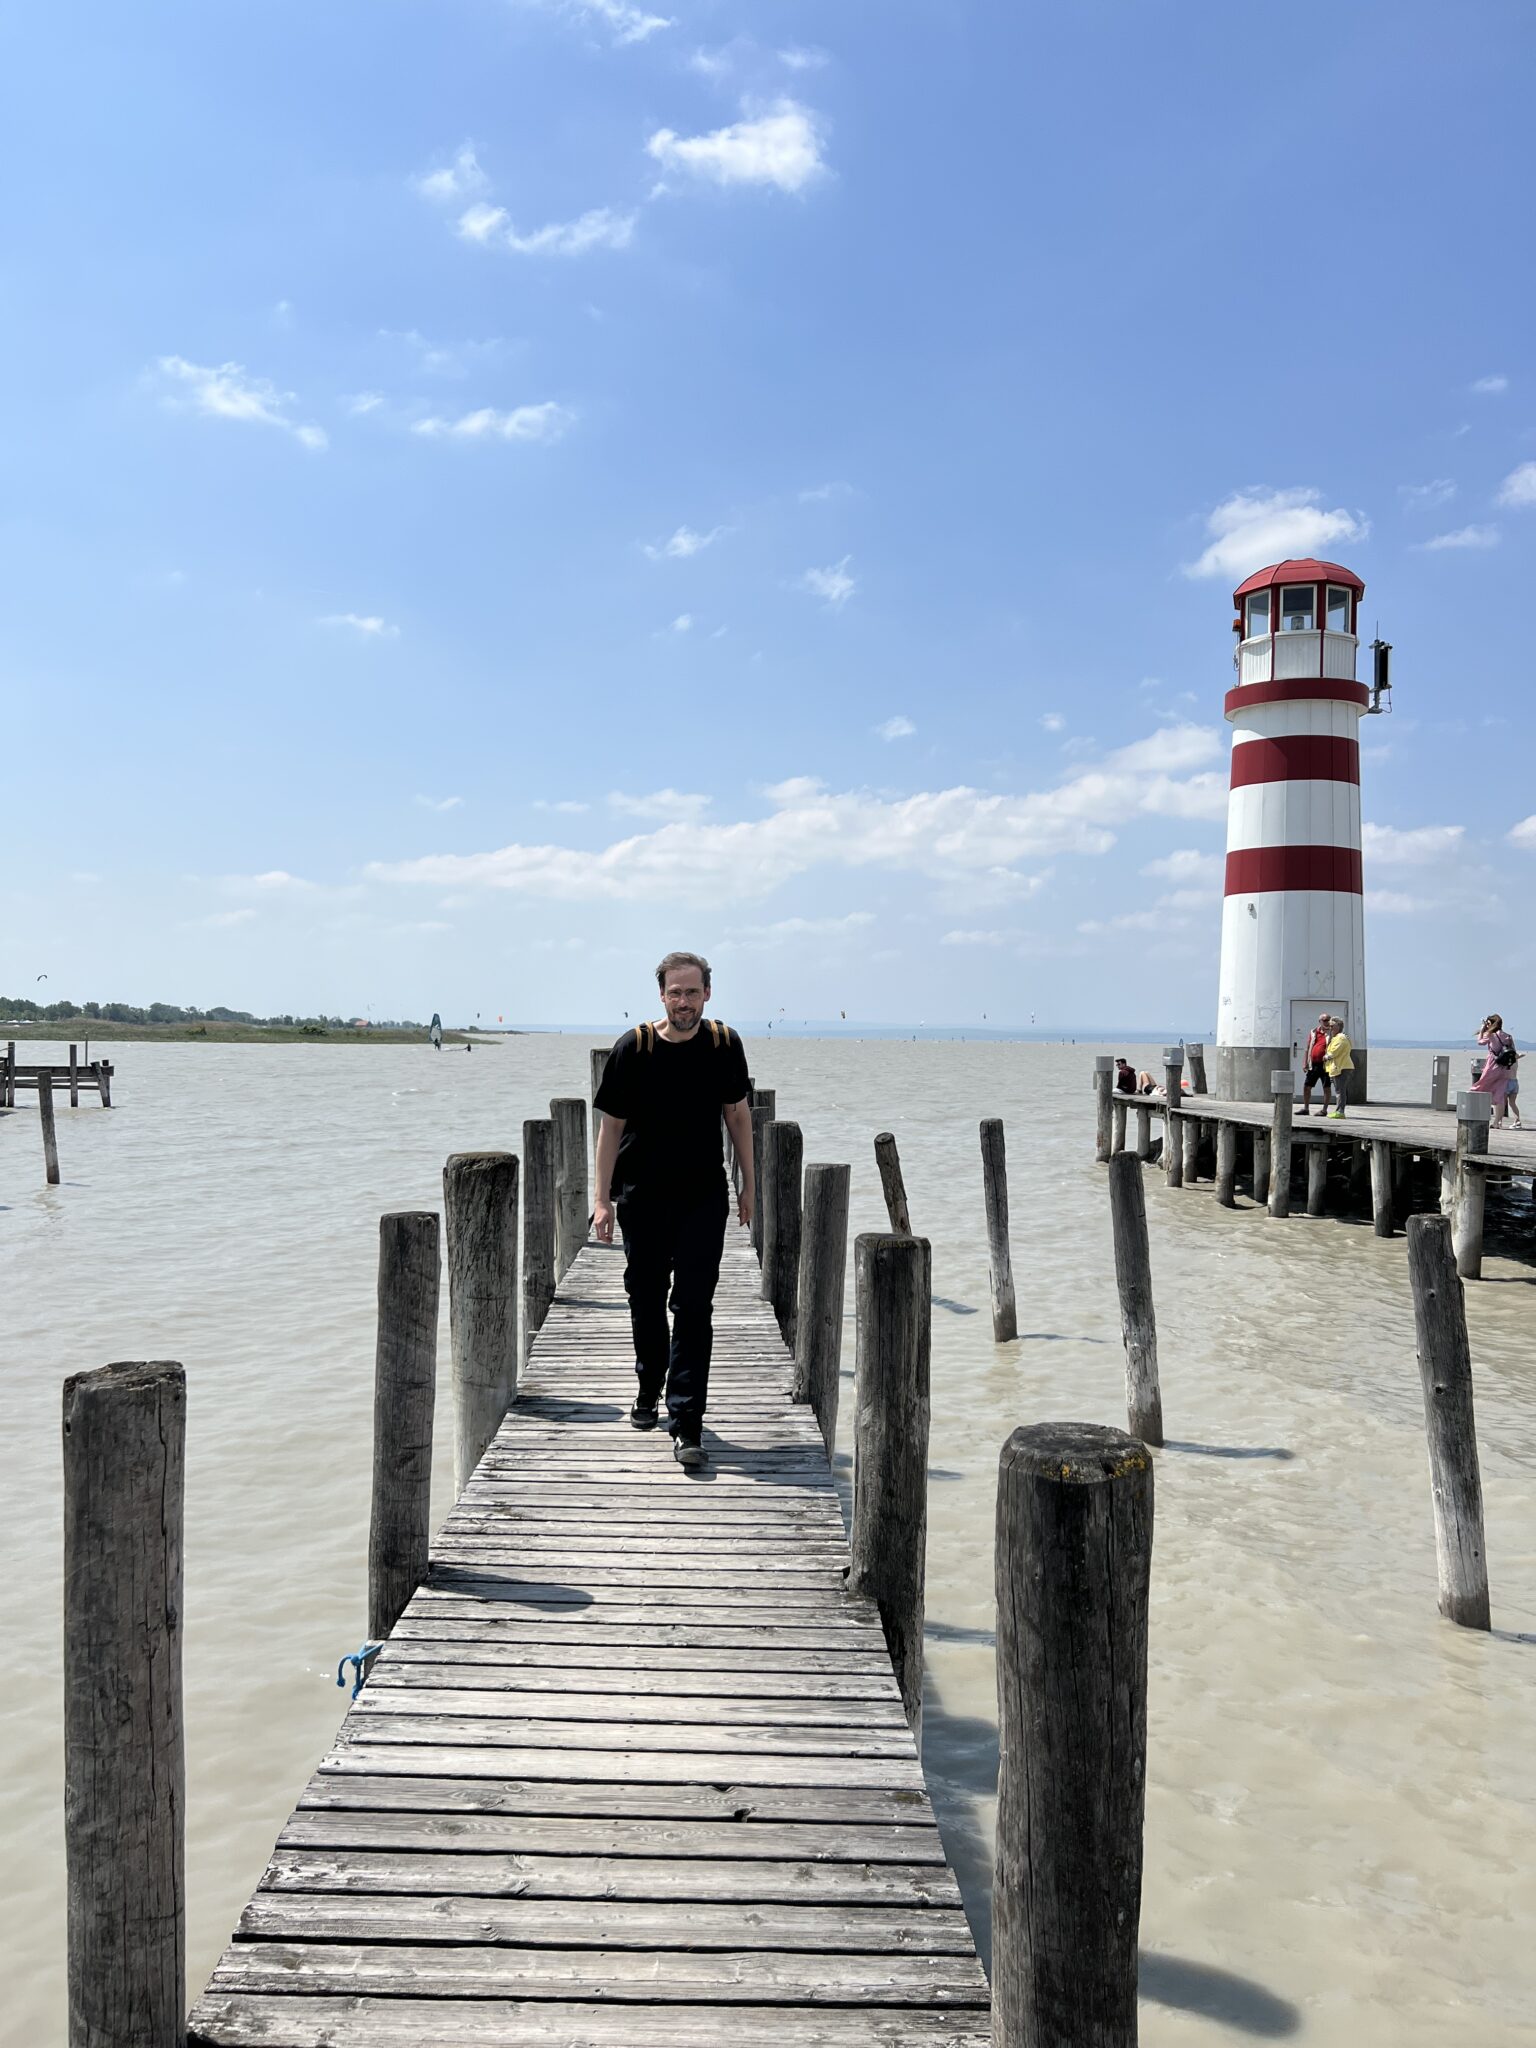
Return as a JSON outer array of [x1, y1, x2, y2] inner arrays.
[[1231, 697, 1365, 745], [1226, 778, 1362, 853], [1216, 889, 1368, 1054]]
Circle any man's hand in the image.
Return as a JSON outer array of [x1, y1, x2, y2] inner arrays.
[[594, 1198, 615, 1245], [736, 1187, 753, 1231]]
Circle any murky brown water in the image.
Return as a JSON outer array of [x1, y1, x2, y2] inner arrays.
[[4, 1037, 1533, 2044]]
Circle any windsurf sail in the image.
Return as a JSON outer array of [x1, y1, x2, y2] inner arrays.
[[429, 1011, 443, 1049]]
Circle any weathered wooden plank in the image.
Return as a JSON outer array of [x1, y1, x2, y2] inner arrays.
[[336, 1714, 915, 1758], [389, 1619, 890, 1653], [319, 1744, 926, 1790], [276, 1811, 946, 1864], [368, 1660, 902, 1698], [297, 1772, 937, 1827], [350, 1687, 908, 1728]]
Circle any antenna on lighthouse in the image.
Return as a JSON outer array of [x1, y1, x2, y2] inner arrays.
[[1368, 635, 1392, 715]]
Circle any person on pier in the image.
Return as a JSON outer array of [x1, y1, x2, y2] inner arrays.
[[1323, 1016, 1354, 1120], [593, 952, 753, 1467], [1471, 1013, 1518, 1128], [1300, 1012, 1332, 1117]]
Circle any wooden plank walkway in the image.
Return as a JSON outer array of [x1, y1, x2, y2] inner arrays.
[[1171, 1094, 1535, 1170], [188, 1234, 991, 2047]]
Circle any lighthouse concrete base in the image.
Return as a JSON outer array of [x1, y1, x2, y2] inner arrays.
[[1215, 1044, 1370, 1105]]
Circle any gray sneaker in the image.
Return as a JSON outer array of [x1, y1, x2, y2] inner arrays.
[[629, 1398, 659, 1431], [672, 1436, 706, 1467]]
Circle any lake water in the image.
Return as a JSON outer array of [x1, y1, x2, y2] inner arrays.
[[4, 1037, 1533, 2044]]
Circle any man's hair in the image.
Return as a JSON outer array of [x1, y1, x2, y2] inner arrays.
[[655, 950, 711, 994]]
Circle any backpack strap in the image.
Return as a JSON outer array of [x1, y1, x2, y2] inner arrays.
[[637, 1021, 655, 1054]]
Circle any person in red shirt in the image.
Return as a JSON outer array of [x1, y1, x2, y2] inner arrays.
[[1300, 1013, 1332, 1116]]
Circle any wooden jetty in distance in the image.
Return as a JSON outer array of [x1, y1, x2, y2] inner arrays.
[[2, 1039, 113, 1107]]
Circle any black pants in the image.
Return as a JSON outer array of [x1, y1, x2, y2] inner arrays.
[[616, 1182, 729, 1442]]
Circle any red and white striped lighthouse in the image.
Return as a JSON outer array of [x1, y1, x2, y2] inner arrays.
[[1214, 558, 1371, 1102]]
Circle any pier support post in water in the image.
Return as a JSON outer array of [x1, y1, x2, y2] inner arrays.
[[444, 1151, 520, 1495], [39, 1077, 60, 1185], [521, 1119, 556, 1366], [1110, 1095, 1127, 1156], [1161, 1048, 1183, 1188], [980, 1118, 1018, 1342], [874, 1130, 912, 1233], [1306, 1140, 1328, 1217], [1369, 1141, 1394, 1238], [1181, 1116, 1201, 1184], [1108, 1153, 1163, 1446], [1431, 1054, 1451, 1112], [1452, 1093, 1491, 1280], [63, 1360, 186, 2048], [850, 1233, 931, 1738], [1185, 1042, 1208, 1095], [1406, 1216, 1490, 1628], [749, 1087, 776, 1260], [1251, 1126, 1271, 1206], [1267, 1069, 1294, 1219], [69, 1041, 79, 1107], [550, 1096, 588, 1282], [1134, 1103, 1153, 1161], [1093, 1056, 1114, 1163], [761, 1120, 804, 1351], [589, 1045, 608, 1140], [992, 1422, 1152, 2048], [795, 1162, 850, 1450], [369, 1213, 440, 1640], [1214, 1120, 1237, 1206]]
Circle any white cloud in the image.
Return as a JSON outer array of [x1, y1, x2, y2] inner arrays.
[[1361, 822, 1465, 864], [1141, 848, 1223, 888], [799, 480, 850, 503], [415, 145, 489, 204], [876, 715, 915, 741], [320, 613, 399, 638], [1497, 462, 1536, 509], [382, 329, 506, 378], [1183, 487, 1368, 580], [197, 907, 258, 929], [608, 788, 711, 821], [670, 613, 694, 634], [1364, 890, 1430, 915], [462, 204, 636, 256], [566, 0, 672, 44], [1417, 525, 1500, 551], [779, 45, 829, 70], [644, 524, 725, 561], [414, 794, 463, 811], [412, 402, 573, 443], [154, 356, 327, 451], [456, 203, 509, 243], [346, 391, 385, 415], [647, 100, 825, 193], [534, 799, 590, 814], [727, 911, 873, 946], [1508, 816, 1536, 850], [223, 870, 316, 895], [1470, 374, 1508, 395], [940, 928, 1014, 947], [1398, 479, 1456, 512], [1039, 712, 1065, 733], [803, 555, 855, 608]]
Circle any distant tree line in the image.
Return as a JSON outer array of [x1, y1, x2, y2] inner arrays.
[[0, 995, 427, 1029]]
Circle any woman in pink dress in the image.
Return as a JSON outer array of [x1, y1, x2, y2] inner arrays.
[[1471, 1013, 1517, 1125]]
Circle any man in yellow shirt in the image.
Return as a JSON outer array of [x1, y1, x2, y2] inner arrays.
[[1324, 1017, 1354, 1120]]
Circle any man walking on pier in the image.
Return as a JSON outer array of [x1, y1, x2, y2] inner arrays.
[[592, 952, 753, 1466]]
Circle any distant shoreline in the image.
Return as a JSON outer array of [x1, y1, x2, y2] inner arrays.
[[0, 1019, 500, 1047]]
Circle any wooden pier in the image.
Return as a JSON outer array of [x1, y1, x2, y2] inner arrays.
[[186, 1233, 991, 2048], [2, 1040, 112, 1107]]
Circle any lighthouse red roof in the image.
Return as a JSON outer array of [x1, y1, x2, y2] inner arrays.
[[1232, 559, 1365, 601]]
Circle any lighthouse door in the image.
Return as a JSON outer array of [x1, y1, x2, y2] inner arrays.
[[1291, 999, 1349, 1086]]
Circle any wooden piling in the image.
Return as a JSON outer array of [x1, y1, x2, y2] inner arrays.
[[369, 1212, 440, 1641], [40, 1077, 60, 1184], [1406, 1215, 1490, 1628], [69, 1041, 79, 1108], [873, 1130, 912, 1232], [1306, 1141, 1328, 1217], [443, 1151, 520, 1497], [1186, 1042, 1209, 1094], [992, 1421, 1152, 2048], [1107, 1152, 1163, 1446], [589, 1046, 608, 1158], [1134, 1103, 1152, 1161], [761, 1119, 804, 1351], [795, 1161, 850, 1451], [1431, 1054, 1451, 1113], [1370, 1140, 1394, 1238], [4, 1039, 13, 1107], [63, 1359, 186, 2048], [1451, 1093, 1491, 1280], [97, 1060, 112, 1108], [1181, 1116, 1201, 1184], [549, 1096, 588, 1282], [980, 1118, 1018, 1342], [1093, 1055, 1114, 1163], [749, 1088, 777, 1260], [1214, 1120, 1237, 1206], [849, 1233, 931, 1738], [1267, 1069, 1294, 1219], [1161, 1048, 1183, 1188], [1111, 1094, 1127, 1156], [521, 1119, 556, 1366], [1251, 1126, 1271, 1206]]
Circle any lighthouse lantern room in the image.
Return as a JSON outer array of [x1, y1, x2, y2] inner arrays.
[[1214, 557, 1372, 1104]]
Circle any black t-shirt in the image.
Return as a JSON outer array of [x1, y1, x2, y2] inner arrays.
[[595, 1022, 750, 1201]]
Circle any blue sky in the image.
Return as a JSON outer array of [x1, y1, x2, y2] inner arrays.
[[5, 0, 1533, 1033]]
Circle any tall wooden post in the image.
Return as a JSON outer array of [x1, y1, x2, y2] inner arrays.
[[796, 1162, 850, 1451], [1181, 1117, 1200, 1184], [1369, 1141, 1394, 1238], [1430, 1054, 1451, 1112], [1406, 1216, 1490, 1629], [64, 1359, 186, 2048], [980, 1118, 1018, 1342], [849, 1233, 931, 1739], [1133, 1104, 1152, 1162], [1306, 1140, 1328, 1217], [1214, 1120, 1237, 1206], [1251, 1126, 1271, 1207], [521, 1119, 556, 1366], [761, 1120, 804, 1351], [749, 1088, 777, 1260], [1161, 1049, 1183, 1188], [1185, 1042, 1208, 1095], [873, 1131, 912, 1233], [550, 1096, 588, 1282], [40, 1077, 61, 1185], [992, 1422, 1153, 2048], [1452, 1093, 1491, 1279], [1092, 1056, 1114, 1164], [369, 1213, 440, 1640], [1107, 1153, 1162, 1447], [1267, 1069, 1294, 1219], [69, 1041, 80, 1107], [1110, 1096, 1128, 1156], [589, 1045, 609, 1164], [4, 1039, 13, 1107], [444, 1151, 519, 1496]]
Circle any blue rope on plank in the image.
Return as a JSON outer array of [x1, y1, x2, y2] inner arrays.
[[336, 1641, 383, 1700]]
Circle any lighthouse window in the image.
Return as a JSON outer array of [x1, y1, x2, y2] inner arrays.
[[1326, 585, 1352, 633], [1244, 590, 1271, 637], [1279, 585, 1316, 632]]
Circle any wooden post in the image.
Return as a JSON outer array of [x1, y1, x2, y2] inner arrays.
[[589, 1047, 608, 1164], [980, 1118, 1018, 1342], [549, 1096, 588, 1282], [98, 1061, 112, 1108], [1092, 1056, 1114, 1163], [1133, 1104, 1152, 1161], [873, 1130, 912, 1232], [796, 1162, 850, 1451], [69, 1041, 79, 1107], [750, 1089, 777, 1260], [1186, 1042, 1209, 1094], [1110, 1095, 1127, 1155], [1369, 1141, 1394, 1238], [1406, 1216, 1490, 1629], [1267, 1069, 1294, 1219], [1251, 1126, 1271, 1206], [40, 1074, 60, 1185], [1107, 1153, 1163, 1446], [849, 1233, 931, 1738], [369, 1213, 439, 1641], [521, 1119, 556, 1366], [4, 1039, 13, 1107], [1306, 1140, 1328, 1217], [444, 1151, 519, 1496], [1452, 1093, 1491, 1280], [1161, 1048, 1183, 1188], [1430, 1054, 1451, 1112], [1181, 1116, 1200, 1183], [761, 1119, 804, 1352], [1214, 1120, 1237, 1206], [63, 1359, 186, 2048], [992, 1421, 1152, 2048]]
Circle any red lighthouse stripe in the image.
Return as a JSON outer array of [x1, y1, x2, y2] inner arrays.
[[1224, 845, 1363, 895], [1229, 735, 1360, 789], [1224, 679, 1370, 717]]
